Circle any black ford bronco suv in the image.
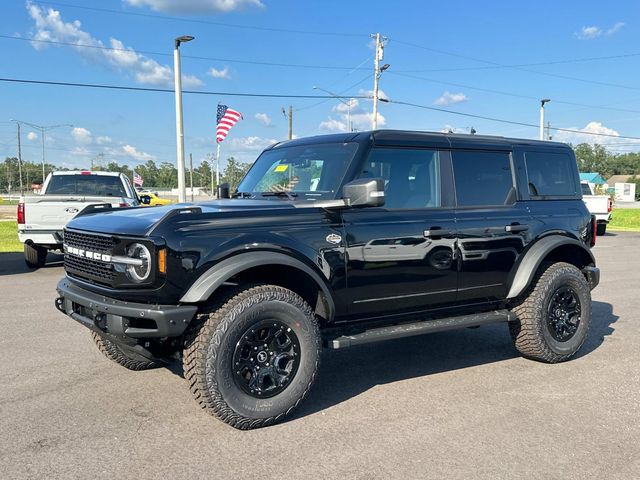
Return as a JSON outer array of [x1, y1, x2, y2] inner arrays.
[[56, 130, 599, 429]]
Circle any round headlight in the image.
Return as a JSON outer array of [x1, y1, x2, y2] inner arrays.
[[126, 243, 151, 282]]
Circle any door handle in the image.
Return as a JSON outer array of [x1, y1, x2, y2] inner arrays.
[[424, 227, 453, 238], [505, 224, 529, 233]]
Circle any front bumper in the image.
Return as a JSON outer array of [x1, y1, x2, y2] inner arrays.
[[582, 266, 600, 290], [55, 277, 197, 338]]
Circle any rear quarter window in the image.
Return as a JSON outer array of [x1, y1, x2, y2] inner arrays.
[[524, 151, 578, 198]]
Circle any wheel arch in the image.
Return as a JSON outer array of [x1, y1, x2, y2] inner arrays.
[[506, 235, 595, 299], [180, 251, 336, 322]]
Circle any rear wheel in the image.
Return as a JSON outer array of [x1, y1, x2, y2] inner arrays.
[[509, 262, 591, 363], [91, 332, 159, 370], [24, 243, 47, 269], [596, 223, 607, 236], [183, 284, 321, 430]]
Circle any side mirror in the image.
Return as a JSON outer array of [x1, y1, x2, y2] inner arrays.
[[218, 182, 231, 199], [139, 195, 151, 205], [343, 178, 385, 207]]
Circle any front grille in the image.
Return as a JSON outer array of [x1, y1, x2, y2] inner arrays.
[[64, 230, 114, 253], [64, 230, 116, 285], [64, 255, 115, 285]]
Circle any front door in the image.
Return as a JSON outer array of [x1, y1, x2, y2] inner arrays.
[[341, 147, 458, 319]]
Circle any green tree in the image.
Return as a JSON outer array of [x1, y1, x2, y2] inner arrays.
[[221, 157, 252, 193]]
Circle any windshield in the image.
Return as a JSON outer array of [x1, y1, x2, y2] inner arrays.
[[236, 142, 359, 200]]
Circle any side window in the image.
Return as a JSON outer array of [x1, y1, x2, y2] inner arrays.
[[525, 151, 578, 197], [359, 148, 441, 209], [452, 151, 514, 207]]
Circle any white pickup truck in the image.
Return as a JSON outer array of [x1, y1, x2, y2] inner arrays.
[[17, 171, 138, 268], [581, 181, 613, 236]]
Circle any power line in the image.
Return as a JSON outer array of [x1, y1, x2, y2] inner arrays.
[[0, 77, 371, 99], [389, 71, 640, 114], [388, 99, 640, 141], [0, 35, 374, 71], [33, 1, 368, 37], [391, 38, 640, 92], [3, 75, 640, 141]]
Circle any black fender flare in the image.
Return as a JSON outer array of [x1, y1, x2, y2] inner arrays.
[[506, 236, 595, 299], [179, 251, 336, 320]]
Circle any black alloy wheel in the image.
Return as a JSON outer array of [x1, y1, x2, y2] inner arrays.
[[233, 320, 301, 398], [546, 286, 581, 342]]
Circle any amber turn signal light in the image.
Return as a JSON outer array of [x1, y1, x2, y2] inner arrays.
[[158, 248, 166, 274]]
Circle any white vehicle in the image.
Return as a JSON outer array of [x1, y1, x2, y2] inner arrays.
[[581, 181, 612, 236], [17, 171, 138, 268]]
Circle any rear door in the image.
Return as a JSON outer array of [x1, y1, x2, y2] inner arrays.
[[341, 146, 458, 318], [452, 149, 531, 301]]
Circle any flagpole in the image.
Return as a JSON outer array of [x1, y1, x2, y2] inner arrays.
[[216, 142, 221, 198]]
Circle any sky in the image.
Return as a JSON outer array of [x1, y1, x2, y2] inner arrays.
[[1, 0, 640, 172]]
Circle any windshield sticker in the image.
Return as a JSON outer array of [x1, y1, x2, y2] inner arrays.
[[274, 165, 289, 172]]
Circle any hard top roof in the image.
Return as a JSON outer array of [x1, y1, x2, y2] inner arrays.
[[268, 129, 570, 151]]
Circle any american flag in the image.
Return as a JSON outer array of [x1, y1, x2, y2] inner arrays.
[[216, 104, 242, 143], [133, 171, 143, 187]]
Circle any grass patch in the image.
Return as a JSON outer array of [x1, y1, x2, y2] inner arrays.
[[0, 199, 19, 205], [609, 209, 640, 232], [0, 221, 22, 253]]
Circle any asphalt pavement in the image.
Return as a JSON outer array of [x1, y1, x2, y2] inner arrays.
[[0, 233, 638, 479]]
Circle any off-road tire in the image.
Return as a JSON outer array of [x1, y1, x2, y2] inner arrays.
[[91, 332, 158, 370], [509, 262, 591, 363], [183, 285, 321, 430], [24, 243, 47, 269], [596, 223, 607, 236]]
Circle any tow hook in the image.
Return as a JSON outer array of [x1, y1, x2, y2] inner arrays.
[[54, 297, 65, 314]]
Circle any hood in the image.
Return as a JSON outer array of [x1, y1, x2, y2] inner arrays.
[[66, 199, 295, 236]]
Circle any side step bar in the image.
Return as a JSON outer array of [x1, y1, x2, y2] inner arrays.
[[325, 309, 515, 349]]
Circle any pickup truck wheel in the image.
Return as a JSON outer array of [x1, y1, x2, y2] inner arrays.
[[596, 223, 607, 236], [90, 332, 158, 370], [509, 262, 591, 363], [183, 285, 321, 430], [24, 243, 47, 269]]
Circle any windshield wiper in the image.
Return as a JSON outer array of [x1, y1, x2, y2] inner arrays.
[[232, 191, 254, 198], [261, 191, 298, 201]]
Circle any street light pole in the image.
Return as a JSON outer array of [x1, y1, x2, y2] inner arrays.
[[539, 99, 550, 141], [174, 35, 194, 203]]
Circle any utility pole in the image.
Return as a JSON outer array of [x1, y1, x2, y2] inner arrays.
[[546, 121, 552, 141], [371, 33, 389, 130], [282, 106, 293, 140], [189, 152, 194, 202], [16, 122, 23, 194], [539, 99, 550, 141]]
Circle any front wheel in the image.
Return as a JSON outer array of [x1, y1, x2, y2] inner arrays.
[[183, 285, 321, 430], [509, 262, 591, 363]]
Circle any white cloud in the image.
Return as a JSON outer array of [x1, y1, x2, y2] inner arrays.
[[607, 22, 625, 35], [332, 98, 359, 114], [552, 121, 640, 152], [121, 144, 154, 161], [124, 0, 264, 13], [576, 22, 625, 40], [96, 135, 112, 145], [26, 2, 202, 87], [319, 117, 348, 132], [207, 66, 231, 80], [27, 131, 38, 141], [71, 127, 92, 144], [358, 88, 388, 101], [433, 91, 468, 106], [254, 113, 272, 126], [226, 136, 278, 152]]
